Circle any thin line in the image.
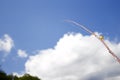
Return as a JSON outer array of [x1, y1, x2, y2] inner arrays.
[[66, 20, 120, 63]]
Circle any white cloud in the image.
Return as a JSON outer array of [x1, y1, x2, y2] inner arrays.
[[13, 72, 24, 77], [17, 49, 28, 58], [0, 34, 14, 53], [25, 32, 120, 80]]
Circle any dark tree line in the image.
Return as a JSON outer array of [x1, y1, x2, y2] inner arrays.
[[0, 70, 41, 80]]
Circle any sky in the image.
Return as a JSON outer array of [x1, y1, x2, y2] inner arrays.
[[0, 0, 120, 80]]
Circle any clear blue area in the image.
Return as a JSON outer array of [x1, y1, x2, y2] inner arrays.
[[0, 0, 120, 74]]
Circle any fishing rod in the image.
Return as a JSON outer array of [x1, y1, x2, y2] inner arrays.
[[66, 20, 120, 63]]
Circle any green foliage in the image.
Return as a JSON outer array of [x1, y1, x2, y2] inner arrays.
[[7, 74, 19, 80], [0, 70, 8, 80], [19, 74, 40, 80], [0, 70, 41, 80]]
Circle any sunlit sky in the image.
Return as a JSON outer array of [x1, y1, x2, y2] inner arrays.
[[0, 0, 120, 75]]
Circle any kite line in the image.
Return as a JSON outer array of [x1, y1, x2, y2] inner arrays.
[[66, 20, 120, 63]]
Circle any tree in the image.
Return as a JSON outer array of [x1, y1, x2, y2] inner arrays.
[[7, 74, 19, 80], [0, 70, 8, 80], [19, 74, 41, 80], [0, 70, 41, 80]]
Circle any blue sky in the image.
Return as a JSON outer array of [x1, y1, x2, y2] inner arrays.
[[0, 0, 120, 77]]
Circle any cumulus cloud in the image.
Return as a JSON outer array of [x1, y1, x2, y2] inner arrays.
[[17, 49, 28, 58], [0, 34, 14, 53], [13, 71, 25, 77], [25, 33, 120, 80]]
